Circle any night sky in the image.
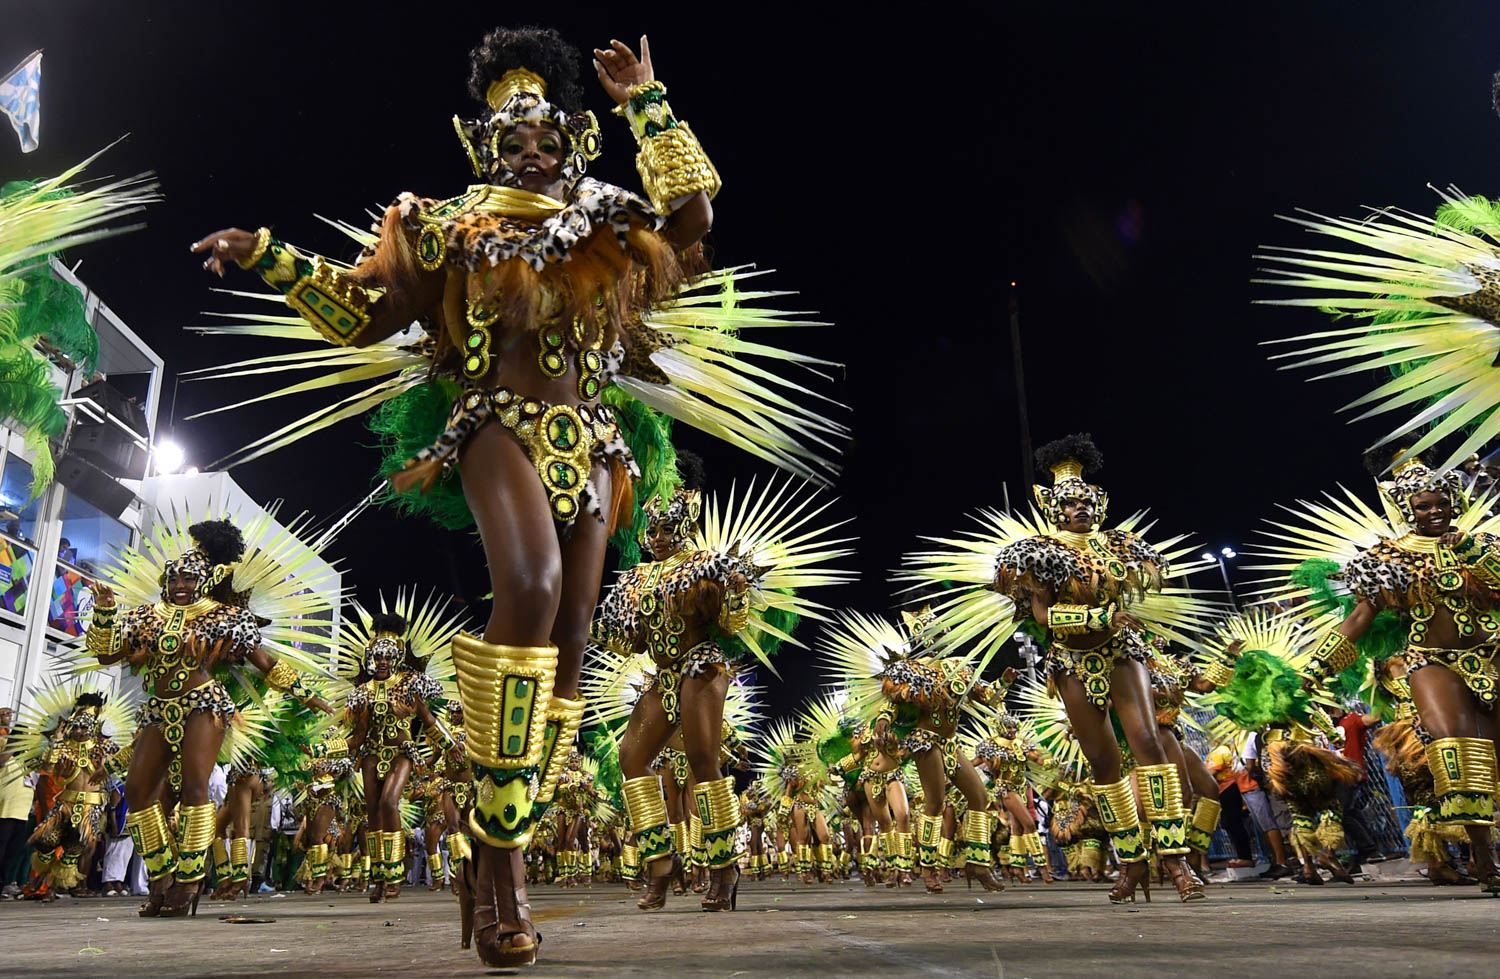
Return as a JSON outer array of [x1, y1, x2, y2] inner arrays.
[[7, 3, 1500, 715]]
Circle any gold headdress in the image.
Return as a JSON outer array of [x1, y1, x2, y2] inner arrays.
[[486, 68, 548, 111], [642, 487, 702, 546], [1032, 434, 1108, 529], [456, 63, 603, 183]]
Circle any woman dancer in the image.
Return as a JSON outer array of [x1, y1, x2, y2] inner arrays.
[[191, 21, 843, 967], [83, 517, 333, 916], [600, 457, 851, 911], [7, 687, 131, 900], [819, 609, 1009, 894], [1250, 444, 1500, 892], [339, 596, 463, 902], [968, 708, 1053, 883], [901, 434, 1221, 903]]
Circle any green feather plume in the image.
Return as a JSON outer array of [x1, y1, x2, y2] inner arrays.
[[713, 596, 800, 662], [366, 378, 471, 530], [603, 386, 678, 570], [1209, 647, 1314, 730]]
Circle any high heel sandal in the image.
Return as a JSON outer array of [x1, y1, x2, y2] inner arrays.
[[701, 866, 740, 911], [473, 844, 540, 969], [1108, 861, 1151, 905], [922, 865, 944, 894], [637, 855, 679, 911], [137, 877, 169, 918], [1320, 856, 1355, 885], [159, 879, 202, 918], [963, 864, 1005, 893], [1165, 858, 1206, 902]]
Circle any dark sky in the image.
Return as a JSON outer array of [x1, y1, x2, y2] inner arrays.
[[7, 2, 1500, 714]]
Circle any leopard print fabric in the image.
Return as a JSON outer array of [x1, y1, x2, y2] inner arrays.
[[117, 602, 261, 675], [1343, 532, 1500, 609], [994, 530, 1166, 606], [395, 178, 661, 275], [595, 549, 758, 663]]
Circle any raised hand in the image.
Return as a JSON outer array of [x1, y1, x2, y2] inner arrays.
[[593, 35, 655, 105], [90, 581, 115, 608], [191, 228, 260, 277]]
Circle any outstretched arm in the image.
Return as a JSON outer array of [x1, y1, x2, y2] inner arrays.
[[192, 205, 445, 349], [247, 645, 332, 714]]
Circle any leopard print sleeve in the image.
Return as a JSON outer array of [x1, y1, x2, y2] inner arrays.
[[1341, 545, 1414, 608], [993, 536, 1081, 602], [116, 604, 156, 657], [407, 672, 443, 706], [345, 685, 370, 713]]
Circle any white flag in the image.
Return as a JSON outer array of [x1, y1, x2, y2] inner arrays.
[[0, 50, 42, 153]]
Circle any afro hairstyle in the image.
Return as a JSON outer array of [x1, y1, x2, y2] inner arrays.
[[467, 25, 585, 114], [1034, 433, 1104, 483]]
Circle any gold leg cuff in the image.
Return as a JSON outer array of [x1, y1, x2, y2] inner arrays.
[[535, 695, 587, 805], [127, 802, 176, 881], [622, 776, 672, 864], [1138, 764, 1190, 855], [1095, 778, 1148, 863], [173, 803, 218, 883], [451, 633, 557, 769], [1427, 737, 1498, 826], [695, 776, 742, 869], [962, 808, 994, 867], [1187, 797, 1222, 853], [230, 837, 252, 882]]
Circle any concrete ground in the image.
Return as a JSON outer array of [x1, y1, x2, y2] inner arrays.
[[2, 872, 1497, 978]]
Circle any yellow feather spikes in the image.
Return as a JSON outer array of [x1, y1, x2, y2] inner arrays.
[[692, 475, 857, 674], [1255, 188, 1500, 471]]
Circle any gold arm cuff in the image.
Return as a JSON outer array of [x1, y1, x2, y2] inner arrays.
[[1202, 660, 1235, 688], [1047, 603, 1111, 637], [635, 122, 721, 214], [285, 259, 375, 347], [718, 583, 752, 635], [1309, 629, 1359, 678], [263, 659, 299, 692], [1471, 549, 1500, 591], [236, 227, 272, 270]]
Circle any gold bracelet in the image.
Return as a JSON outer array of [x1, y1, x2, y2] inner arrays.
[[236, 227, 272, 270], [635, 122, 721, 213], [1470, 548, 1500, 591], [263, 659, 299, 692]]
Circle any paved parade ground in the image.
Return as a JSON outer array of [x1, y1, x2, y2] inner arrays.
[[3, 872, 1498, 978]]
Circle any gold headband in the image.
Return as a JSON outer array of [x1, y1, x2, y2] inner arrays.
[[486, 68, 548, 111], [371, 630, 404, 641]]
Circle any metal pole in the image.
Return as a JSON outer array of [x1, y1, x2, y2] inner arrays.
[[1009, 282, 1034, 491], [1217, 556, 1238, 609]]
